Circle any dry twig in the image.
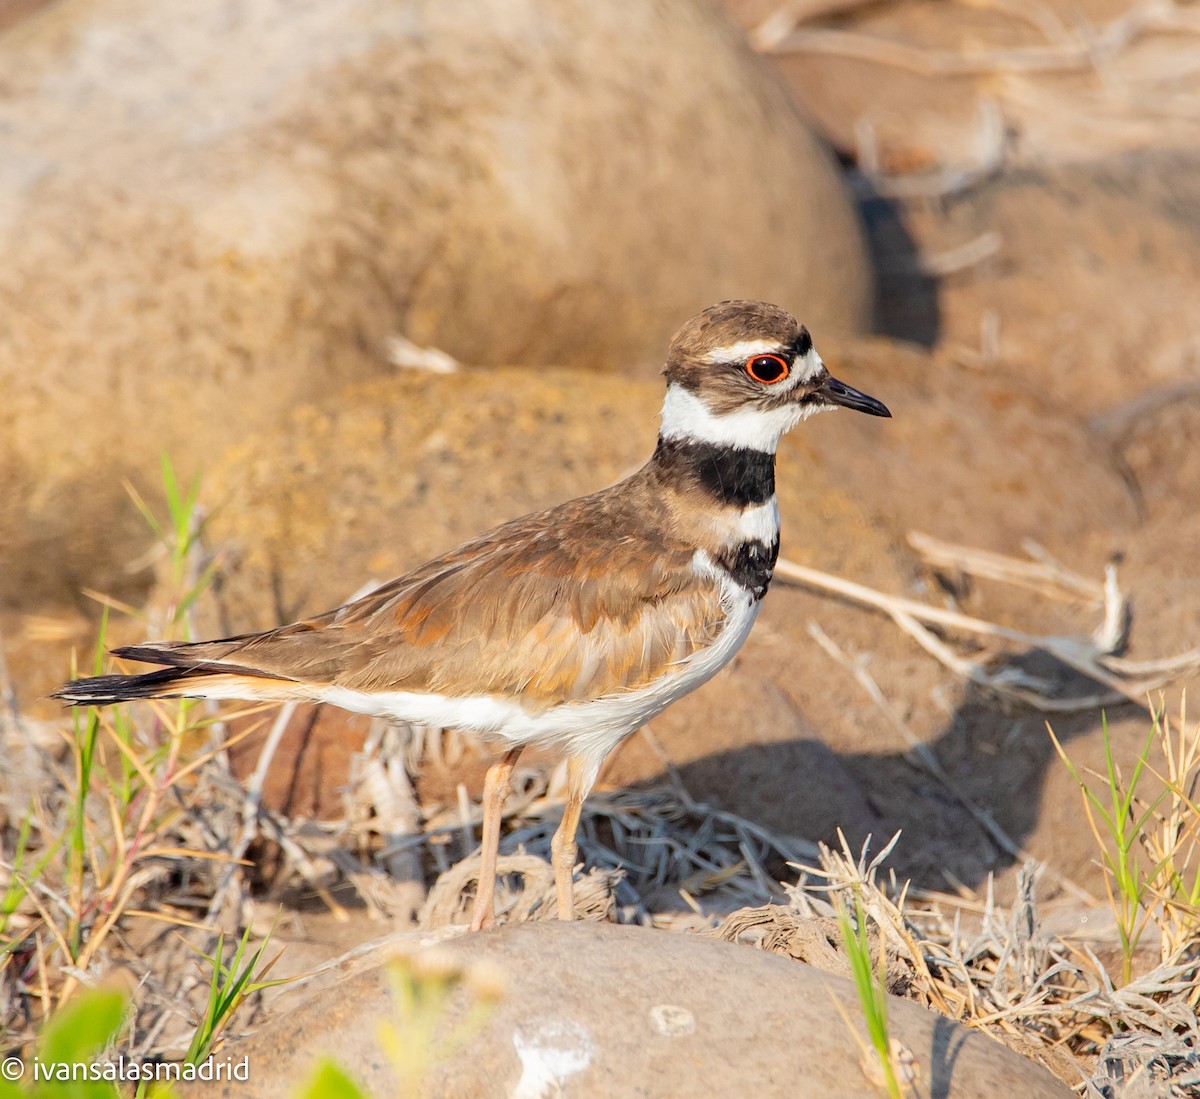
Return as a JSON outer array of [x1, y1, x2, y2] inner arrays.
[[777, 541, 1195, 713]]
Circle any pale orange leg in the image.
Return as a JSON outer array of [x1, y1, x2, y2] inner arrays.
[[550, 757, 595, 921], [469, 745, 524, 932]]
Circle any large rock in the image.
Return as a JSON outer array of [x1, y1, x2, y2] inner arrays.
[[194, 921, 1074, 1098], [0, 0, 870, 611], [900, 155, 1200, 415]]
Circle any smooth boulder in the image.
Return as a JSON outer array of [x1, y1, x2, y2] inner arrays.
[[192, 921, 1074, 1099], [0, 0, 870, 611]]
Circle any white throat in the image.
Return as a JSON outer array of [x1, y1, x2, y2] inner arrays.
[[658, 383, 825, 450]]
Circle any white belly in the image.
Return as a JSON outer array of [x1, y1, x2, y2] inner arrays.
[[318, 572, 761, 773]]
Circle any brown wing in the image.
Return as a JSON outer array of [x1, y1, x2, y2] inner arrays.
[[132, 484, 727, 707]]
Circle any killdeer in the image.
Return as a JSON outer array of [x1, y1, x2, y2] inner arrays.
[[55, 300, 890, 930]]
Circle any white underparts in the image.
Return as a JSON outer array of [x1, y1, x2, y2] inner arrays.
[[317, 563, 760, 778], [659, 383, 824, 450], [736, 496, 781, 544]]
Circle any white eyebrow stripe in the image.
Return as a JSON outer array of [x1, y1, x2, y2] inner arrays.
[[700, 339, 787, 364], [793, 348, 826, 384]]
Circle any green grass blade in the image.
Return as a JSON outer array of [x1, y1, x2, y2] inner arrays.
[[837, 893, 902, 1099]]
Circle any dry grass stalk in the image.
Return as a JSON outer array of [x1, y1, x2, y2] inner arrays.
[[415, 779, 818, 926], [0, 692, 273, 1055], [738, 833, 1200, 1087]]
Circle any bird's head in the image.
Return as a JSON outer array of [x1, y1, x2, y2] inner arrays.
[[660, 300, 890, 450]]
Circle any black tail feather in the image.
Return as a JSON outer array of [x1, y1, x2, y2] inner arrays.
[[109, 643, 192, 667], [53, 634, 298, 706], [108, 643, 290, 681], [51, 667, 200, 706]]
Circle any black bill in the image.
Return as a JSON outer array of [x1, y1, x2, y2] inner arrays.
[[821, 376, 891, 418]]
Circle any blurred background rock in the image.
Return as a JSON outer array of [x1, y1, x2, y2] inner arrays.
[[0, 0, 869, 614]]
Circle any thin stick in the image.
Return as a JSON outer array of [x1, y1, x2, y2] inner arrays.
[[910, 232, 1003, 277], [456, 782, 475, 858], [205, 700, 297, 923], [763, 3, 1200, 74], [749, 0, 880, 50], [907, 531, 1106, 603], [890, 608, 1130, 714], [776, 557, 1172, 709], [778, 556, 1048, 646]]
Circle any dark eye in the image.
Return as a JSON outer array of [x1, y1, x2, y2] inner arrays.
[[745, 354, 790, 384]]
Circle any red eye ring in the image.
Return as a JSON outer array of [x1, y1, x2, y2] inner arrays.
[[745, 354, 790, 384]]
